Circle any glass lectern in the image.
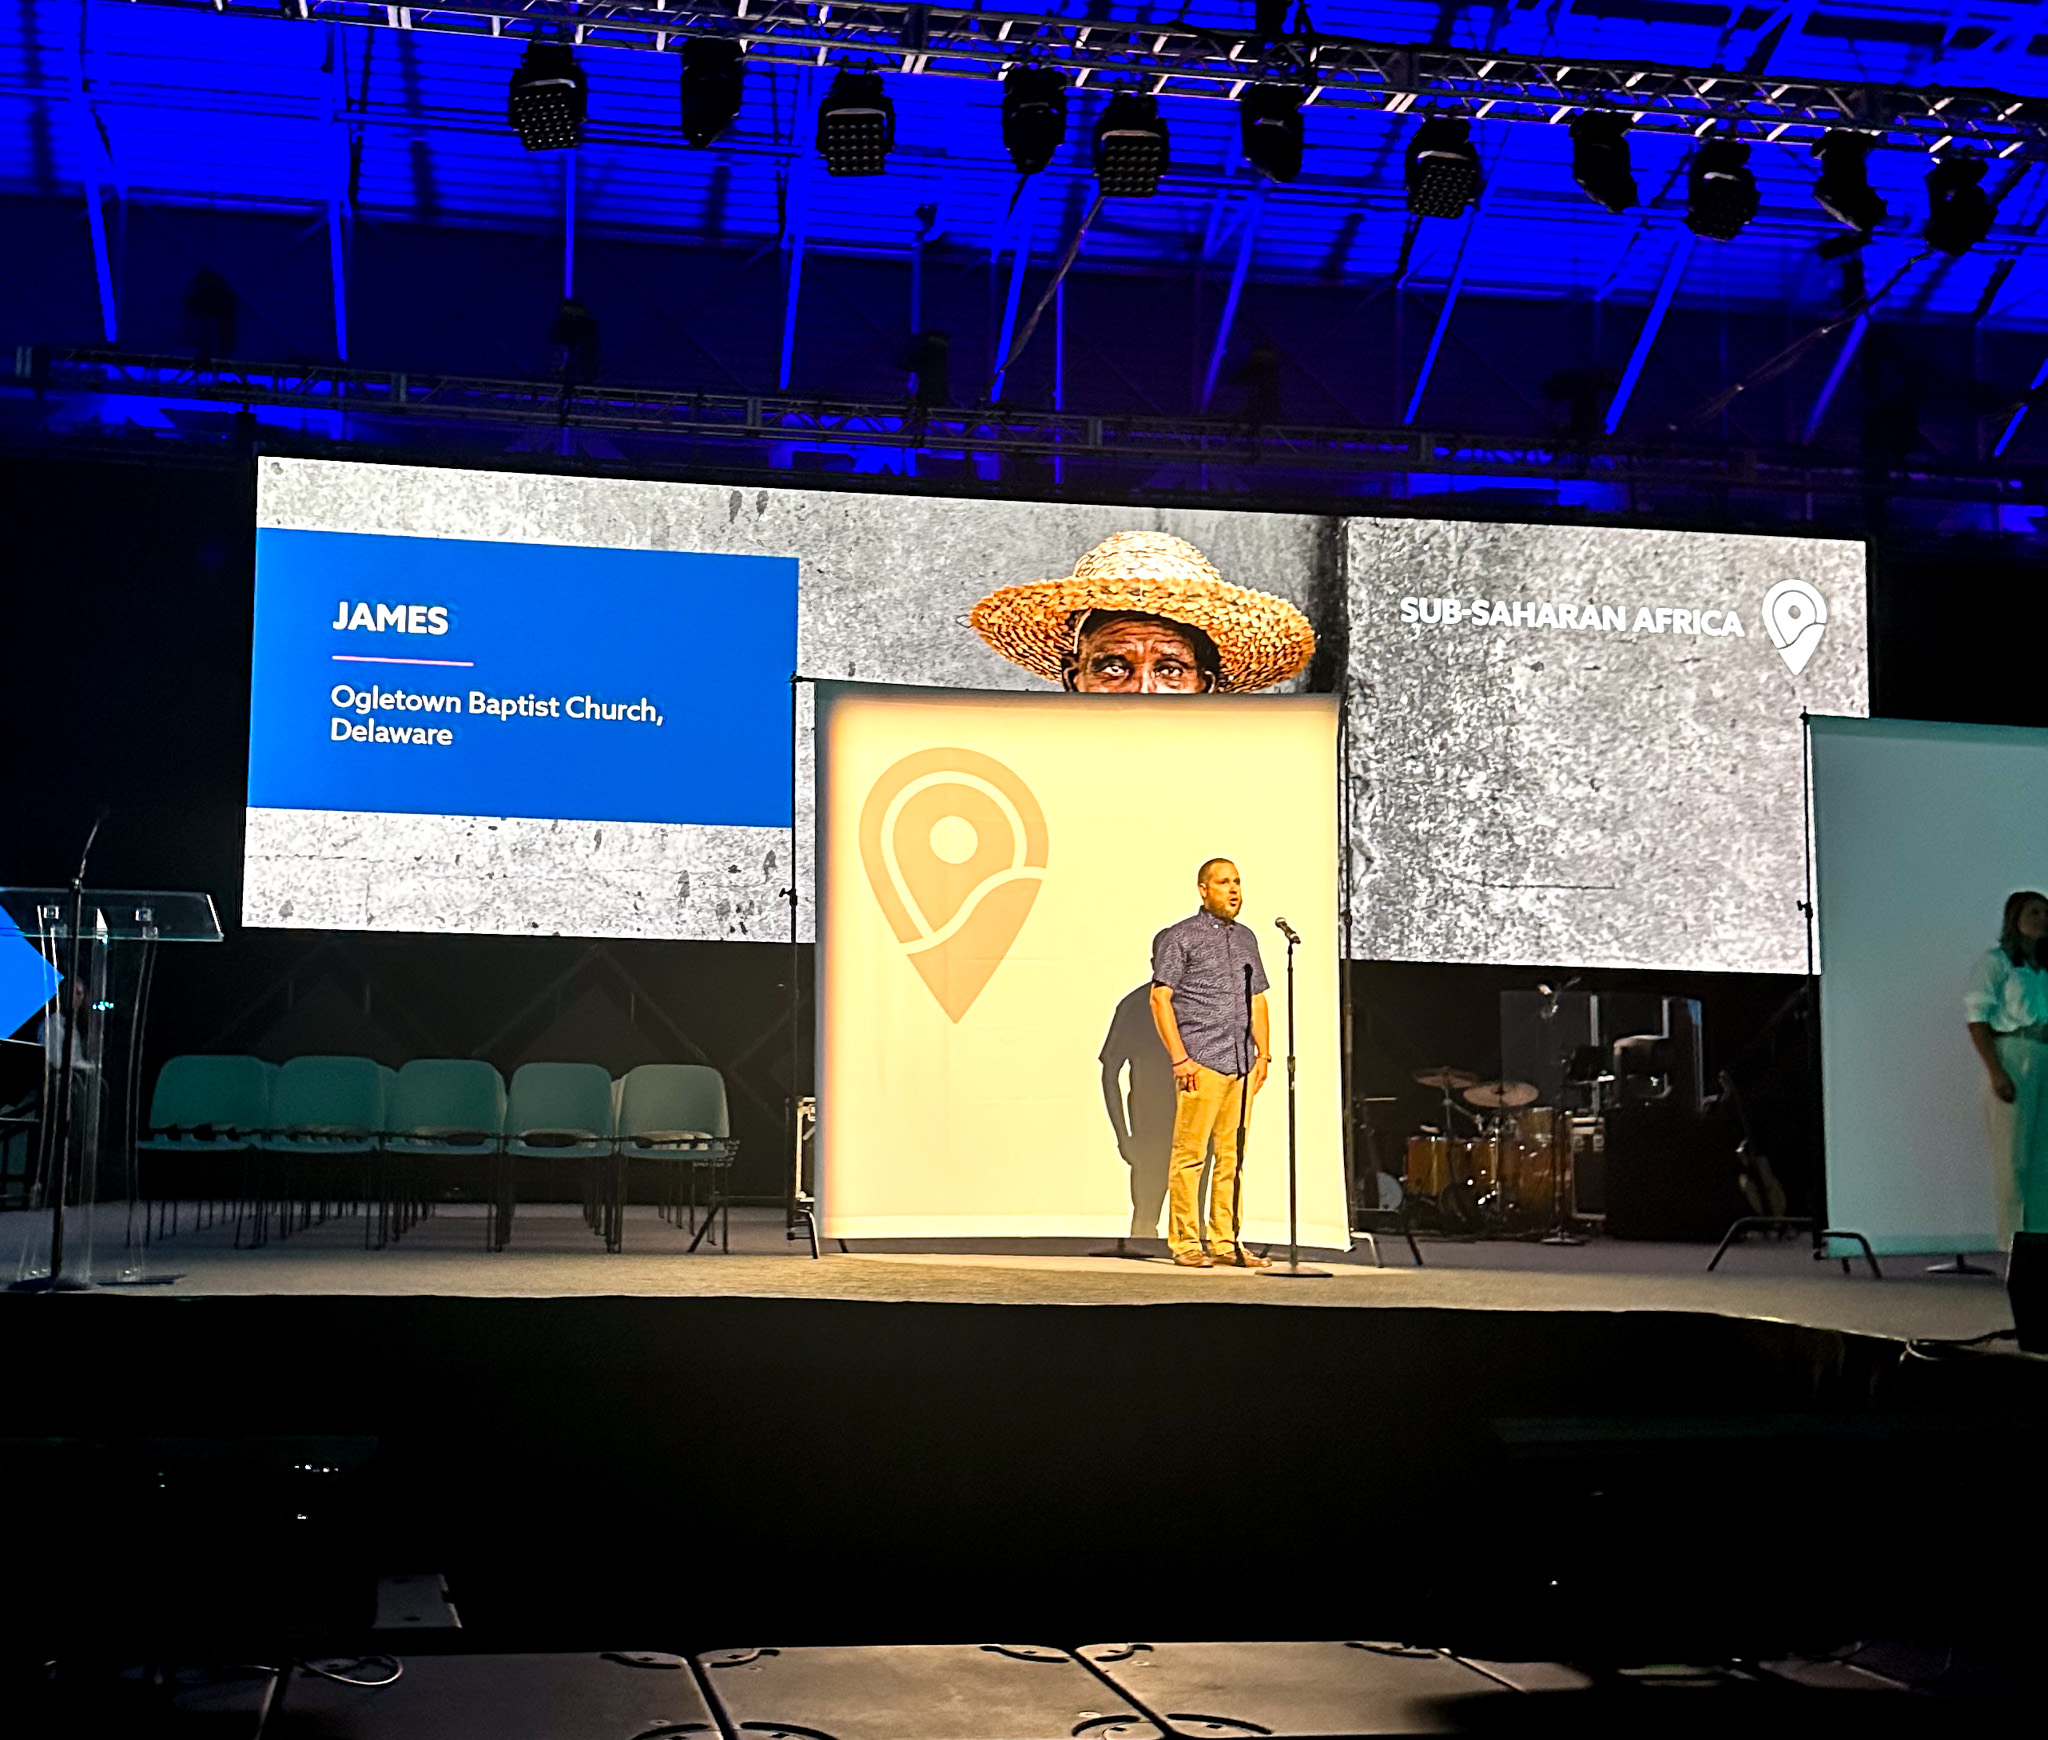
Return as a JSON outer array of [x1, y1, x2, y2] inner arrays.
[[0, 888, 222, 1288]]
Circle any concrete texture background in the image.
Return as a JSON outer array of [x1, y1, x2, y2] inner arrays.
[[1344, 518, 1869, 973]]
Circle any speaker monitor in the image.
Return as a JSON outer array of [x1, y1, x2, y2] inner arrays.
[[1603, 1104, 1744, 1242]]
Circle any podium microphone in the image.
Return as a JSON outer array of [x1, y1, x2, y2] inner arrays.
[[1273, 916, 1301, 945]]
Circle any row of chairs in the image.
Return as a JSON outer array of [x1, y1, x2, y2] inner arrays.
[[143, 1055, 738, 1253]]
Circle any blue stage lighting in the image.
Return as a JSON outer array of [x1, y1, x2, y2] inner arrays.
[[1686, 139, 1758, 241], [508, 41, 586, 152], [1241, 84, 1306, 184], [819, 70, 894, 176], [1094, 92, 1170, 197], [679, 39, 745, 149], [1813, 132, 1885, 237], [1924, 154, 1995, 255], [1002, 66, 1067, 175], [1570, 111, 1637, 214], [1406, 117, 1479, 219]]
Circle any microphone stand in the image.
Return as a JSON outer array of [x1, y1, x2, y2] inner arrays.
[[1262, 919, 1329, 1279], [1537, 980, 1585, 1248], [14, 812, 104, 1293]]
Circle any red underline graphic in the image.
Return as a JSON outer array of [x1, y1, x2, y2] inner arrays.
[[331, 654, 477, 667]]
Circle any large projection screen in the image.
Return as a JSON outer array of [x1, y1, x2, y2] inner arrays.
[[248, 459, 1866, 969], [818, 683, 1347, 1248], [1812, 715, 2043, 1255], [1346, 520, 1867, 972]]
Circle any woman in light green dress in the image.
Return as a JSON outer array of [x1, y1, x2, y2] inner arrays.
[[1966, 890, 2048, 1244]]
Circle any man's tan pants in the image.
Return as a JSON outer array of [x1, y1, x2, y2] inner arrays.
[[1167, 1062, 1248, 1257]]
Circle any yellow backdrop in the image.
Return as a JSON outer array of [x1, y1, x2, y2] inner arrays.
[[818, 682, 1348, 1248]]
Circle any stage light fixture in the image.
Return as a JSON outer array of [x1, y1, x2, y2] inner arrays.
[[1924, 154, 1995, 255], [818, 69, 894, 176], [1812, 131, 1885, 236], [1569, 111, 1637, 214], [679, 39, 745, 148], [1001, 66, 1067, 175], [1094, 92, 1170, 196], [1685, 139, 1758, 240], [508, 40, 586, 152], [1240, 83, 1306, 183], [1405, 117, 1479, 219]]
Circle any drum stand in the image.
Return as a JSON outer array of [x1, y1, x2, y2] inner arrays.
[[1434, 1080, 1463, 1138], [1540, 1115, 1584, 1246]]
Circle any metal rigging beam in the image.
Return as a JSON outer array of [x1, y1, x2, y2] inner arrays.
[[1606, 230, 1693, 434], [989, 178, 1042, 405], [74, 5, 118, 344], [13, 343, 2047, 508], [121, 0, 2048, 156], [1800, 310, 1867, 444], [1199, 183, 1263, 413], [1995, 349, 2048, 454], [325, 26, 353, 361], [777, 69, 818, 394], [1403, 201, 1489, 428]]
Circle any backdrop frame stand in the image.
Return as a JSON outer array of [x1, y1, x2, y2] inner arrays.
[[1706, 711, 1880, 1279], [786, 673, 822, 1259], [1336, 695, 1359, 1248], [1925, 1253, 1999, 1276]]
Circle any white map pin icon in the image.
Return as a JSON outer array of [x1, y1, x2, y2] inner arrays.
[[1762, 579, 1828, 676]]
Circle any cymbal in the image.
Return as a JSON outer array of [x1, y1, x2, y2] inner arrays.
[[1414, 1066, 1480, 1091], [1463, 1078, 1540, 1109]]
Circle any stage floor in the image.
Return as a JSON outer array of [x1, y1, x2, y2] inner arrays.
[[6, 1202, 2018, 1346]]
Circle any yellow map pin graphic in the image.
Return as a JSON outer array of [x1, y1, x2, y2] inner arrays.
[[858, 747, 1049, 1024]]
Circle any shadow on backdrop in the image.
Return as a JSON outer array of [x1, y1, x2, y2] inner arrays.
[[1099, 982, 1177, 1239]]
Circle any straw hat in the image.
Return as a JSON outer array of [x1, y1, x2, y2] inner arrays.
[[969, 531, 1316, 694]]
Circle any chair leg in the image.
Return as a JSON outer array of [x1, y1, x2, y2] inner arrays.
[[493, 1154, 513, 1251]]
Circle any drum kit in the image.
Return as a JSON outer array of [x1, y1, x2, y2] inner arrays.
[[1403, 1066, 1583, 1238]]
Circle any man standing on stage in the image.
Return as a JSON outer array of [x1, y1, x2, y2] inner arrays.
[[1149, 859, 1273, 1269]]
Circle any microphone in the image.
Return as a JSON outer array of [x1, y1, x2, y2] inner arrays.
[[75, 806, 109, 890], [1274, 916, 1301, 945]]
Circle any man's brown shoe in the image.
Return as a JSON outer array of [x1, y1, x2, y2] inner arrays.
[[1171, 1250, 1214, 1268], [1210, 1246, 1273, 1269]]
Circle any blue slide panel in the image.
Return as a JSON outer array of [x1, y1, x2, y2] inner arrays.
[[249, 529, 797, 827]]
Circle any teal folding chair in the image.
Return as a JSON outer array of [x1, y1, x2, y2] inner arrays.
[[257, 1056, 386, 1247], [502, 1063, 616, 1251], [381, 1059, 507, 1249], [140, 1054, 272, 1238], [616, 1064, 741, 1254]]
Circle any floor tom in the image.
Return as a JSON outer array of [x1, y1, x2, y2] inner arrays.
[[1502, 1108, 1566, 1219]]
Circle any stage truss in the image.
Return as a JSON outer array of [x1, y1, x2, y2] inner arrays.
[[112, 0, 2048, 156]]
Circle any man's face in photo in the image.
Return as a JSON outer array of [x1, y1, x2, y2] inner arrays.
[[1199, 861, 1242, 920], [1065, 612, 1217, 694]]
